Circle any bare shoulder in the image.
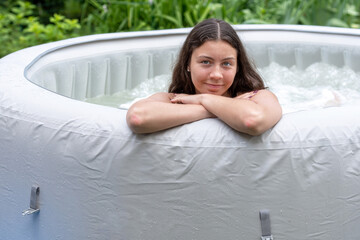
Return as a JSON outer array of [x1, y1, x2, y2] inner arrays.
[[253, 89, 278, 100], [237, 89, 281, 113], [236, 89, 278, 101], [250, 89, 280, 105], [253, 90, 282, 115]]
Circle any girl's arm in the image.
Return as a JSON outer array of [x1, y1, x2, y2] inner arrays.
[[126, 92, 214, 133], [171, 90, 282, 135]]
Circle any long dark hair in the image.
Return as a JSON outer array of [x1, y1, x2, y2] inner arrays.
[[169, 18, 264, 97]]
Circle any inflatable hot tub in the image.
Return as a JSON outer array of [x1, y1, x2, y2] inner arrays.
[[1, 25, 360, 240]]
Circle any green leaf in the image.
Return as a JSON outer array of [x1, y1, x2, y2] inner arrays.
[[242, 19, 270, 24], [156, 14, 182, 28], [87, 0, 104, 11], [327, 18, 349, 28], [184, 11, 194, 26], [199, 5, 211, 22]]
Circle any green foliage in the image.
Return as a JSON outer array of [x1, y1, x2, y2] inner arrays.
[[218, 0, 360, 28], [80, 0, 224, 33], [80, 0, 360, 34], [0, 0, 359, 58], [27, 0, 65, 23], [0, 1, 80, 57]]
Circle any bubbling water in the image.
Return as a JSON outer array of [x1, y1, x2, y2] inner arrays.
[[86, 74, 170, 109], [85, 62, 360, 113], [260, 62, 360, 113]]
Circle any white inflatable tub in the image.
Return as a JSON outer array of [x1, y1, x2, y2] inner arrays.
[[1, 25, 360, 240]]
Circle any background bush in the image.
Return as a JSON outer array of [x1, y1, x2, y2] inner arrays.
[[0, 1, 80, 57], [1, 0, 359, 58]]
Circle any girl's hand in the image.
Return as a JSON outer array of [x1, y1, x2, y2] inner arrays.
[[170, 93, 216, 118], [170, 93, 203, 105], [236, 91, 258, 100]]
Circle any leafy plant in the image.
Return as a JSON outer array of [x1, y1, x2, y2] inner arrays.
[[0, 1, 80, 58], [80, 0, 359, 35], [1, 0, 359, 58], [82, 0, 226, 33]]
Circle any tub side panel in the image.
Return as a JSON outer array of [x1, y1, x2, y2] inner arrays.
[[3, 106, 360, 240], [2, 26, 360, 240]]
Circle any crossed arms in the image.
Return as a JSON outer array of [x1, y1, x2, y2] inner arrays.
[[126, 90, 282, 135]]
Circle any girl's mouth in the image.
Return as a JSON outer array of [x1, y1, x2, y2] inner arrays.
[[206, 83, 223, 91]]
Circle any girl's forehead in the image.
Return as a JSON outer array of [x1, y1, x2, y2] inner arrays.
[[196, 39, 234, 48], [192, 40, 237, 57]]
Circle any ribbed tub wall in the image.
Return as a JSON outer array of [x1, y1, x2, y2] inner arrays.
[[31, 48, 178, 100], [30, 42, 360, 100], [247, 43, 360, 71]]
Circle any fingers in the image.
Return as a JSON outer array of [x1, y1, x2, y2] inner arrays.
[[170, 93, 202, 105], [170, 94, 182, 104], [170, 97, 183, 104], [170, 93, 186, 104]]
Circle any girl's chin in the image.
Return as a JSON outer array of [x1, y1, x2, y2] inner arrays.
[[197, 91, 229, 97], [196, 86, 230, 96]]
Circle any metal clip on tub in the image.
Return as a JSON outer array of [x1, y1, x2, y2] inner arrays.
[[22, 185, 40, 216], [259, 209, 273, 240]]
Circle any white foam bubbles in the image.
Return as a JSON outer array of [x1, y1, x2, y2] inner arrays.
[[85, 62, 360, 113], [260, 62, 360, 113]]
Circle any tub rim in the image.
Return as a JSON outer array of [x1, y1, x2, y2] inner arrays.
[[23, 24, 360, 82], [1, 24, 360, 139]]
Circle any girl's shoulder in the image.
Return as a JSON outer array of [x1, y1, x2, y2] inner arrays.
[[236, 89, 261, 99], [236, 89, 278, 101]]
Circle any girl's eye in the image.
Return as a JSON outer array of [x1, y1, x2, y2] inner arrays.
[[201, 60, 210, 65], [223, 62, 232, 67]]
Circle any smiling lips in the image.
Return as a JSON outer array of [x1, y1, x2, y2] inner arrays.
[[206, 83, 223, 91]]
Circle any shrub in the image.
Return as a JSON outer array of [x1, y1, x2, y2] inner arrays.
[[0, 1, 80, 58], [1, 0, 359, 58]]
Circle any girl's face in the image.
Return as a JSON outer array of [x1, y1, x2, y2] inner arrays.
[[189, 40, 237, 97]]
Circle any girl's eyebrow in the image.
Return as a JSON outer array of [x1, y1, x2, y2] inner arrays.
[[197, 55, 213, 60], [197, 55, 236, 61], [222, 57, 236, 61]]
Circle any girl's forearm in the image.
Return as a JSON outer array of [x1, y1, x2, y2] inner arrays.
[[200, 94, 258, 134], [200, 93, 281, 135], [127, 101, 212, 133]]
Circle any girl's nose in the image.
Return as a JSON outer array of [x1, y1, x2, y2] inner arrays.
[[209, 65, 222, 79]]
